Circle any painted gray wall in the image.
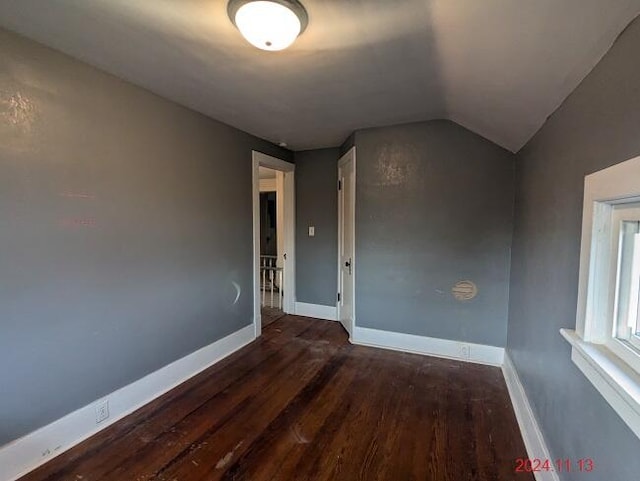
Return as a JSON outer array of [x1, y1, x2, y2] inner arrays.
[[354, 121, 514, 347], [294, 148, 339, 306], [0, 28, 289, 446], [507, 16, 640, 480]]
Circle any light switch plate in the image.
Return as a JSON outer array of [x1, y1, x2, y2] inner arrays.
[[308, 226, 315, 237]]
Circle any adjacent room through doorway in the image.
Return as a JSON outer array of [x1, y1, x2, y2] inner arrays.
[[252, 151, 296, 337], [258, 166, 285, 327]]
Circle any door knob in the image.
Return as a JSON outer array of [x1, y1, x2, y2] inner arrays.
[[345, 259, 352, 275]]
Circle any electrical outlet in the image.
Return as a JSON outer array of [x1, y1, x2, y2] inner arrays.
[[95, 399, 109, 424], [459, 344, 471, 360]]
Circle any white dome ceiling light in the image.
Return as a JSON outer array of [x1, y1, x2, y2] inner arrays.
[[227, 0, 308, 51]]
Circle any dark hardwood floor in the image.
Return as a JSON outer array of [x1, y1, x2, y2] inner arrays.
[[261, 306, 286, 327], [19, 316, 533, 481]]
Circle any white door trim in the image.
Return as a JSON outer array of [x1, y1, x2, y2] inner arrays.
[[275, 172, 285, 271], [252, 151, 295, 337], [259, 178, 277, 192], [337, 147, 356, 339]]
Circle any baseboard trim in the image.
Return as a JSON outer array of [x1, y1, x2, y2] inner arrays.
[[351, 326, 504, 366], [0, 324, 256, 481], [294, 302, 337, 321], [502, 353, 559, 481]]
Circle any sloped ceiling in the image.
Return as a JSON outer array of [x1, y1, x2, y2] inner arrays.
[[1, 0, 639, 151]]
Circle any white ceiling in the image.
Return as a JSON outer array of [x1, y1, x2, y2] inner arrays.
[[0, 0, 639, 152]]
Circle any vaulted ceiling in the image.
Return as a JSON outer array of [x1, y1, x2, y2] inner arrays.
[[1, 0, 639, 151]]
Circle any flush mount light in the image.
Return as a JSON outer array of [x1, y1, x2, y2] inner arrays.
[[228, 0, 308, 51]]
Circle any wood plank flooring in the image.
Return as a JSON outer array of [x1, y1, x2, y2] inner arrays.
[[18, 316, 533, 481], [260, 307, 286, 328]]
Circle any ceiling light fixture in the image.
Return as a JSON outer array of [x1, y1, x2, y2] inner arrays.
[[228, 0, 308, 51]]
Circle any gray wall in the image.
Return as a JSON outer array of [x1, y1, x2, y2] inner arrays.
[[354, 121, 515, 347], [507, 16, 640, 481], [0, 28, 289, 446], [294, 148, 339, 306]]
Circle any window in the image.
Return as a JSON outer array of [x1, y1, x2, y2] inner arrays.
[[561, 155, 640, 440], [608, 204, 640, 370]]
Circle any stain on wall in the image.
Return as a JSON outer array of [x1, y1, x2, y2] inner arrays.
[[354, 120, 515, 347]]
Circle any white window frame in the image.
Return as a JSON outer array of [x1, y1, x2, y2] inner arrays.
[[608, 207, 640, 364], [626, 232, 640, 346], [561, 154, 640, 440]]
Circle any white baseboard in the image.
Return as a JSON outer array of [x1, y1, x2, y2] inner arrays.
[[351, 326, 504, 366], [502, 353, 559, 481], [0, 324, 256, 481], [294, 302, 337, 321]]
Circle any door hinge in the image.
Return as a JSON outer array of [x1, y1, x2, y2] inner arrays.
[[337, 292, 341, 302], [338, 180, 342, 191]]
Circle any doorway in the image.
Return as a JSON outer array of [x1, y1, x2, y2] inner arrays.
[[258, 168, 284, 327], [252, 151, 295, 337], [337, 147, 356, 339]]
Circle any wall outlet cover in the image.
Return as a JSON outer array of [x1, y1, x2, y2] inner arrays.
[[95, 399, 109, 424], [459, 344, 471, 359]]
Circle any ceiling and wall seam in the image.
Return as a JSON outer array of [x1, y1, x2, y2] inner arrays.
[[1, 1, 639, 152]]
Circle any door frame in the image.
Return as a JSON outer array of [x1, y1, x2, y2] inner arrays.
[[252, 151, 296, 337], [337, 147, 356, 339], [259, 176, 285, 268]]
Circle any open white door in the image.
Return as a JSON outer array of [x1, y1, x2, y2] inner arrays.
[[337, 147, 356, 339]]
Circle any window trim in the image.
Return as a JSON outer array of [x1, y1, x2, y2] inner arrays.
[[607, 206, 640, 373], [564, 154, 640, 440], [560, 328, 640, 439], [607, 338, 640, 375], [610, 207, 640, 339]]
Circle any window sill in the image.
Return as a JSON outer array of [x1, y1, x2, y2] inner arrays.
[[561, 328, 640, 439]]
